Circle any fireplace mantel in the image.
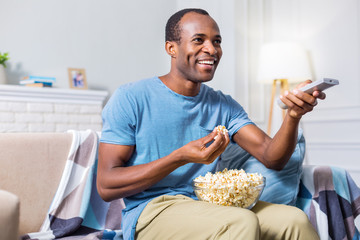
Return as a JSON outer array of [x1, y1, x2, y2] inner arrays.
[[0, 85, 108, 104]]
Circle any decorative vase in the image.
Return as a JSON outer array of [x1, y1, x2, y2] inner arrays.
[[0, 65, 7, 84]]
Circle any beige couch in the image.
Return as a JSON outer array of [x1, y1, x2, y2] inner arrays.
[[0, 132, 73, 240]]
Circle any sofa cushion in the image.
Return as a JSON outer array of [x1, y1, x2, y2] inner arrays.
[[217, 129, 305, 205]]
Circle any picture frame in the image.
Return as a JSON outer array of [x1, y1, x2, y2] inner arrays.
[[68, 68, 88, 89]]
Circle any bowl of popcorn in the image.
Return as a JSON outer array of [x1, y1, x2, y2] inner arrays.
[[193, 169, 265, 209]]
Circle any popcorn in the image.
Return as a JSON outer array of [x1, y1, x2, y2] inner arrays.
[[214, 125, 228, 140], [193, 169, 264, 208], [214, 125, 228, 134]]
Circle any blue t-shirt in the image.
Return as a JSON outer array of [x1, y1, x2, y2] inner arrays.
[[100, 77, 253, 240]]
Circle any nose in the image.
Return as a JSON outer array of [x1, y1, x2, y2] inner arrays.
[[202, 40, 217, 55]]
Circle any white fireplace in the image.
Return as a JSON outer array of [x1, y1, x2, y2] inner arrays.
[[0, 85, 108, 132]]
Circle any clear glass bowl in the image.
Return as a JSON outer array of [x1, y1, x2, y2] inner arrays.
[[193, 177, 266, 209]]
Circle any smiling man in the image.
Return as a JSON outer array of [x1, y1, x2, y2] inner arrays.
[[97, 8, 321, 240], [162, 10, 222, 88]]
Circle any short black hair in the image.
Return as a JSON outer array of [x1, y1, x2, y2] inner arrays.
[[165, 8, 209, 43]]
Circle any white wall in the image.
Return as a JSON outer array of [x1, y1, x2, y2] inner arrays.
[[0, 0, 175, 94], [0, 0, 239, 98]]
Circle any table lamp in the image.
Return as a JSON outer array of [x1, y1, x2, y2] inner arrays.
[[257, 42, 312, 135]]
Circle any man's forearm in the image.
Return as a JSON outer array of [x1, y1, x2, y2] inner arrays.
[[97, 151, 186, 202], [263, 113, 300, 170]]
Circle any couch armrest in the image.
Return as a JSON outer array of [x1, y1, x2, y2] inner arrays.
[[0, 190, 20, 240]]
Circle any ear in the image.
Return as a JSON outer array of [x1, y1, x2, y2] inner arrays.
[[165, 41, 177, 58]]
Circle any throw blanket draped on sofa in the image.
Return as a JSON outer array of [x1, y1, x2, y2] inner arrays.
[[22, 130, 360, 240], [297, 165, 360, 240], [22, 130, 124, 240]]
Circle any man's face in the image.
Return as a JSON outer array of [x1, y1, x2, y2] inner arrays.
[[173, 12, 222, 83]]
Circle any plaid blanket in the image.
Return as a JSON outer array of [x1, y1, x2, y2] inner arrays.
[[22, 130, 124, 240], [297, 165, 360, 240], [22, 130, 360, 239]]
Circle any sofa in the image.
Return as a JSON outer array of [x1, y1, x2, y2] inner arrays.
[[0, 130, 359, 240], [0, 132, 73, 239]]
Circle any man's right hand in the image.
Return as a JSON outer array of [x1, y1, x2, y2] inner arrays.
[[174, 129, 230, 165]]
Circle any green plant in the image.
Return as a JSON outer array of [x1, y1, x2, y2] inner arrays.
[[0, 52, 10, 68]]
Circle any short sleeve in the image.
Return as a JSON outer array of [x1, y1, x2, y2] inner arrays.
[[224, 95, 254, 141], [100, 87, 136, 145]]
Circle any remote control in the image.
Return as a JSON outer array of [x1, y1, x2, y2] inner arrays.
[[277, 78, 339, 109]]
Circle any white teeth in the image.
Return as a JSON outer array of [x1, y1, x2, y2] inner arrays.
[[198, 60, 214, 65]]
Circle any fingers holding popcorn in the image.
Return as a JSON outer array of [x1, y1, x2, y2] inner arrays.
[[176, 125, 229, 165], [214, 125, 229, 139]]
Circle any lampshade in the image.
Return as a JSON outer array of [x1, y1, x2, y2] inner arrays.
[[257, 42, 312, 84]]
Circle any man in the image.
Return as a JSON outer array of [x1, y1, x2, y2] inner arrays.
[[97, 8, 322, 240]]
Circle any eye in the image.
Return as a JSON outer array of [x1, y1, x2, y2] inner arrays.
[[214, 39, 222, 45], [193, 37, 204, 44]]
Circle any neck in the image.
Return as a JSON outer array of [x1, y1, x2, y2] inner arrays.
[[159, 73, 202, 97]]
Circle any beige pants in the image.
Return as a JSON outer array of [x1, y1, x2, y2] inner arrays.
[[135, 195, 319, 240]]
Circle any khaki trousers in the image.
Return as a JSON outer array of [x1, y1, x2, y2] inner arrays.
[[135, 195, 319, 240]]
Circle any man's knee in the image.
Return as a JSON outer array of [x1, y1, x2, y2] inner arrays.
[[223, 208, 260, 238], [226, 208, 258, 223], [285, 207, 311, 228], [283, 207, 319, 239]]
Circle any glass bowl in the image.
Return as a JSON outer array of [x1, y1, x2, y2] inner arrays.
[[193, 176, 266, 209]]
